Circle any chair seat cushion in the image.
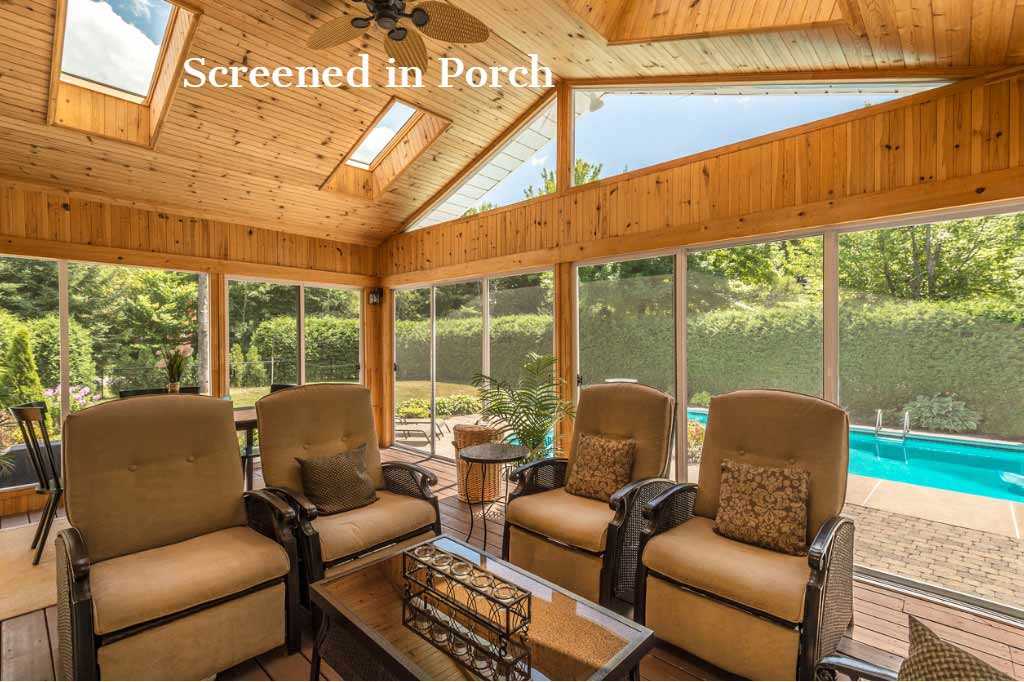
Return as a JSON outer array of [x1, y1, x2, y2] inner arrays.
[[90, 526, 291, 635], [506, 487, 613, 553], [313, 490, 437, 562], [643, 516, 810, 623]]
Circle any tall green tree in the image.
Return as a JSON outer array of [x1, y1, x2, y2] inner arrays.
[[1, 328, 45, 407], [523, 159, 604, 198]]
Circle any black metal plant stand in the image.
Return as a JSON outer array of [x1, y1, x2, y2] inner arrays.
[[460, 443, 528, 549]]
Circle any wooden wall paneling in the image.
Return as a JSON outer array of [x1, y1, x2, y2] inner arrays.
[[363, 287, 395, 447], [380, 68, 1024, 286], [0, 180, 379, 286], [52, 81, 151, 147], [209, 271, 228, 397], [553, 261, 576, 456]]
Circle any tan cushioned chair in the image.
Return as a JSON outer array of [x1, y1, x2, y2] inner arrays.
[[503, 382, 675, 605], [56, 395, 301, 680], [256, 384, 441, 598], [636, 389, 855, 680]]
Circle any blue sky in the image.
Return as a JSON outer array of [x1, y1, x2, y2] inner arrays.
[[476, 92, 908, 210], [62, 0, 173, 95]]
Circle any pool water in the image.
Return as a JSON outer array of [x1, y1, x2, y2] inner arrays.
[[686, 409, 1024, 503]]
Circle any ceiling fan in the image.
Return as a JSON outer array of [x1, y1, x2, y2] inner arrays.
[[307, 1, 490, 72]]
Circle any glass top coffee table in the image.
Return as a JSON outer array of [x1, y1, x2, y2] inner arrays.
[[309, 534, 654, 680]]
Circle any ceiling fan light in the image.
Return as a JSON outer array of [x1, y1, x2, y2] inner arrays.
[[377, 15, 397, 29], [389, 26, 408, 41], [410, 7, 429, 26], [351, 16, 371, 29]]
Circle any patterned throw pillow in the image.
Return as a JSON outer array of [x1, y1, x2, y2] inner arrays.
[[565, 433, 636, 502], [713, 459, 810, 556], [296, 444, 377, 515], [899, 616, 1011, 680]]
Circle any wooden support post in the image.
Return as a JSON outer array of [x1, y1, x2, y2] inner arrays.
[[553, 261, 577, 455], [555, 80, 574, 192], [209, 272, 228, 398], [363, 287, 394, 447]]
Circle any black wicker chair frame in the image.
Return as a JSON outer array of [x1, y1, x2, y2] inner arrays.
[[266, 461, 442, 605], [54, 489, 303, 681], [500, 414, 677, 608], [816, 654, 898, 680], [634, 482, 856, 680]]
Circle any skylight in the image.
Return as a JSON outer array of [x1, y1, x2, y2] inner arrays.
[[346, 101, 419, 170], [61, 0, 174, 98]]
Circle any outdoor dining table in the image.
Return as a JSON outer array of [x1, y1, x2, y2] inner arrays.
[[233, 407, 258, 491]]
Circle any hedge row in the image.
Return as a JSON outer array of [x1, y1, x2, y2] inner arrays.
[[396, 302, 1023, 440]]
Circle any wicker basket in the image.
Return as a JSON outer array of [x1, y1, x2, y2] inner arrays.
[[454, 424, 501, 503]]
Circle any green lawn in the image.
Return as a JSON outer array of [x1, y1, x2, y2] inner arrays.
[[395, 381, 476, 404], [230, 386, 271, 409]]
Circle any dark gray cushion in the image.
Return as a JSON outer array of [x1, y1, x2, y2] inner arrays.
[[296, 444, 377, 515]]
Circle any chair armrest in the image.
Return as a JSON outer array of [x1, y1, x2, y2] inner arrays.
[[816, 654, 898, 681], [641, 483, 698, 536], [508, 457, 568, 503], [244, 489, 297, 545], [382, 461, 437, 500], [58, 526, 91, 581], [264, 486, 319, 521], [802, 516, 856, 678], [55, 527, 97, 680], [604, 478, 680, 603]]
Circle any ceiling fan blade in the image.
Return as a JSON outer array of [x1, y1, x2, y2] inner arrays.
[[386, 30, 429, 72], [308, 17, 364, 49], [414, 1, 490, 44]]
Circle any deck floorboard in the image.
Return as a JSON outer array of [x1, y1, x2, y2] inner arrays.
[[2, 448, 1022, 680]]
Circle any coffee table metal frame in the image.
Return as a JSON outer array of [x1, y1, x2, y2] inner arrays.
[[308, 533, 654, 681]]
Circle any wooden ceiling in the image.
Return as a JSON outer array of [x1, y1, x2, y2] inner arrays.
[[0, 0, 1022, 247]]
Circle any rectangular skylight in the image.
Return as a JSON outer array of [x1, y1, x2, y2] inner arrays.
[[61, 0, 174, 98], [345, 100, 419, 170]]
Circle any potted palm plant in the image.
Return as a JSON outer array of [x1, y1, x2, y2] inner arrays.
[[472, 353, 575, 464]]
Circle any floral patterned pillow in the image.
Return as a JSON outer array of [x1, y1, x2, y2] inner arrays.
[[713, 459, 810, 556], [565, 433, 636, 502]]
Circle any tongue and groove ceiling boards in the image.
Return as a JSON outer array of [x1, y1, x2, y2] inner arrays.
[[0, 1, 1022, 249]]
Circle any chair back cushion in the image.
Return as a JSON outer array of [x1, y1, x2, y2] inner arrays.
[[62, 395, 246, 563], [569, 383, 674, 482], [693, 390, 849, 543], [257, 384, 382, 493]]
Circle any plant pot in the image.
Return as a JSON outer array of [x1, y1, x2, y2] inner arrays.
[[454, 424, 501, 503], [167, 382, 181, 394]]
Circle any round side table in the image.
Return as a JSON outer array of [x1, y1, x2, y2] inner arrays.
[[459, 443, 529, 549]]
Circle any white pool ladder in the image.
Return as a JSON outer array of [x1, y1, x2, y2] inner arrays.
[[874, 409, 911, 442]]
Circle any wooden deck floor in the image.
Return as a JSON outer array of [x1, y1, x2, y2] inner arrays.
[[2, 449, 1022, 680]]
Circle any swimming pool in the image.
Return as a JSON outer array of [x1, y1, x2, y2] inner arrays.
[[686, 409, 1024, 503]]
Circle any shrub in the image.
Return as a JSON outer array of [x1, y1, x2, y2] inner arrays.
[[686, 420, 706, 464], [230, 344, 246, 386], [690, 391, 711, 408], [1, 328, 45, 407], [903, 393, 981, 433], [242, 345, 267, 388], [436, 394, 481, 418], [397, 398, 430, 419]]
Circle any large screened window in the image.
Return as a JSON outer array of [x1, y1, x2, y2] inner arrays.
[[489, 273, 554, 385], [572, 83, 945, 187], [304, 286, 361, 384], [685, 237, 823, 482], [228, 280, 299, 407], [393, 273, 555, 458], [61, 0, 175, 99], [69, 263, 209, 407], [577, 256, 675, 395], [407, 100, 557, 229], [839, 214, 1024, 443]]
